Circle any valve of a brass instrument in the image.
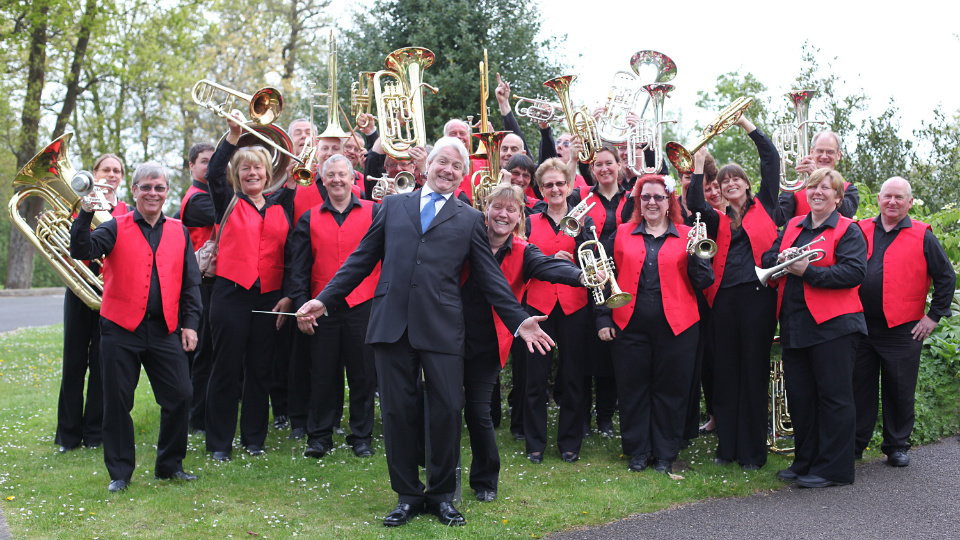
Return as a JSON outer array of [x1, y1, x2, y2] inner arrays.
[[373, 47, 438, 160], [544, 75, 600, 163], [291, 143, 317, 187], [577, 225, 632, 308], [686, 212, 717, 259], [772, 89, 824, 192], [595, 71, 640, 143], [666, 96, 753, 174], [350, 71, 376, 128], [512, 95, 565, 123], [70, 170, 116, 212], [755, 235, 826, 286], [559, 192, 596, 237], [370, 170, 416, 202]]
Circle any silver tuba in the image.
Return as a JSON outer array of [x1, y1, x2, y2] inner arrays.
[[772, 90, 824, 192]]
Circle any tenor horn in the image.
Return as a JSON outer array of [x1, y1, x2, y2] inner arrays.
[[578, 225, 632, 308], [772, 89, 825, 192], [374, 47, 439, 160], [544, 75, 601, 163], [666, 96, 754, 174], [470, 131, 509, 211]]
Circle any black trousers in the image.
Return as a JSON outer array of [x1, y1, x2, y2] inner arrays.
[[306, 300, 375, 447], [524, 304, 588, 455], [710, 283, 777, 467], [612, 303, 698, 461], [464, 338, 502, 493], [507, 338, 528, 437], [100, 318, 191, 481], [784, 333, 859, 484], [56, 289, 103, 449], [270, 322, 294, 422], [374, 332, 463, 505], [854, 321, 923, 455], [585, 322, 618, 428], [188, 280, 214, 431], [206, 279, 281, 452], [683, 294, 714, 440]]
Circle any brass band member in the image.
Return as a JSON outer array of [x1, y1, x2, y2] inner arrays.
[[598, 174, 714, 473], [778, 130, 859, 219], [853, 177, 955, 467], [764, 168, 867, 488]]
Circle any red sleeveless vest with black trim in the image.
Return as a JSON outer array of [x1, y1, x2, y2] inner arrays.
[[294, 183, 363, 221], [181, 185, 214, 249], [583, 187, 626, 236], [309, 200, 381, 307], [859, 218, 931, 327], [775, 215, 863, 324], [705, 198, 779, 307], [216, 201, 288, 292], [611, 223, 699, 335], [525, 214, 587, 315], [101, 214, 186, 333], [793, 181, 852, 217]]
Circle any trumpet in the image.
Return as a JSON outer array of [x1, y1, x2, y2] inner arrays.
[[686, 212, 717, 259], [560, 192, 596, 237], [772, 90, 824, 192], [350, 71, 376, 128], [470, 131, 510, 211], [627, 83, 676, 176], [513, 95, 565, 123], [578, 225, 632, 308], [755, 235, 826, 286], [595, 71, 640, 143], [666, 96, 753, 174], [70, 170, 117, 211], [544, 75, 601, 163], [374, 47, 439, 160], [370, 170, 416, 202]]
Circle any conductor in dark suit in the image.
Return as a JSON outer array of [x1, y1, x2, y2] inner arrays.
[[297, 137, 554, 527]]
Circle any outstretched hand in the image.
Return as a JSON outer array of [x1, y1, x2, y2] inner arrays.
[[295, 299, 326, 335], [518, 315, 555, 355]]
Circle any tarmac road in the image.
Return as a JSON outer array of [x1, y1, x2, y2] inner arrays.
[[0, 290, 65, 333]]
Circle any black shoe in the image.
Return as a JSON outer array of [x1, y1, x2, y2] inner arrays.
[[84, 442, 101, 450], [108, 479, 128, 492], [797, 474, 850, 488], [304, 441, 329, 459], [512, 431, 526, 441], [245, 445, 265, 456], [887, 450, 910, 467], [353, 443, 374, 458], [156, 471, 198, 481], [383, 501, 422, 527], [653, 458, 672, 474], [854, 449, 863, 460], [561, 451, 579, 463], [273, 415, 289, 430], [58, 445, 79, 453], [476, 490, 497, 502], [597, 420, 615, 438], [628, 453, 650, 472], [776, 468, 798, 482], [713, 457, 732, 465], [212, 451, 231, 462], [527, 452, 543, 464], [288, 427, 306, 440], [429, 501, 466, 526], [741, 463, 761, 472]]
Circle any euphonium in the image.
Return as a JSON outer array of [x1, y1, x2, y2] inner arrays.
[[513, 95, 565, 123], [470, 131, 509, 211], [577, 225, 632, 308], [544, 75, 601, 163], [559, 192, 596, 237], [317, 30, 349, 139], [755, 235, 826, 286], [666, 96, 754, 174], [629, 50, 677, 116], [768, 344, 795, 455], [772, 89, 825, 192], [686, 212, 717, 259], [595, 71, 639, 143], [7, 133, 114, 310], [374, 47, 439, 160], [350, 71, 376, 128], [370, 170, 416, 202], [627, 83, 676, 176]]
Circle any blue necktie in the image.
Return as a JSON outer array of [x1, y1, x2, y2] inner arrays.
[[421, 192, 443, 232]]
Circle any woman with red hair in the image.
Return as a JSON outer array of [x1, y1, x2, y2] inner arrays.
[[597, 174, 714, 474]]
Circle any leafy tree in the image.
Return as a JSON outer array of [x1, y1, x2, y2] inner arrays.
[[911, 107, 960, 213], [844, 100, 913, 196]]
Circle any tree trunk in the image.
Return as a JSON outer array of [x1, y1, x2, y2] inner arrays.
[[53, 0, 99, 139]]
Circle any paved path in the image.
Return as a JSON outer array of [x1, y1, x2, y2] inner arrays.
[[552, 436, 960, 540], [0, 291, 64, 333]]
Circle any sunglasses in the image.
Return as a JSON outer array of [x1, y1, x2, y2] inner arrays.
[[640, 194, 667, 202]]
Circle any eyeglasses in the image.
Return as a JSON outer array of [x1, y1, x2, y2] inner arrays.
[[558, 141, 571, 148], [541, 181, 567, 190], [135, 184, 168, 193], [640, 194, 668, 202]]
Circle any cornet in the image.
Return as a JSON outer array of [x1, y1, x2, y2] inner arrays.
[[686, 212, 717, 259], [544, 75, 601, 163], [370, 171, 416, 202], [772, 90, 824, 192], [513, 95, 565, 123], [666, 96, 753, 174], [70, 170, 117, 212], [350, 71, 376, 128], [560, 192, 596, 237], [578, 225, 632, 308], [755, 236, 826, 286]]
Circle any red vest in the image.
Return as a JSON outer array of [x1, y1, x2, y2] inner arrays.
[[776, 215, 864, 324], [101, 214, 186, 333], [112, 201, 131, 216], [309, 200, 381, 307], [792, 181, 852, 217], [523, 186, 539, 207], [294, 183, 363, 220], [216, 200, 288, 292], [181, 185, 214, 249], [582, 187, 626, 237], [704, 198, 779, 307], [859, 218, 931, 326], [494, 237, 528, 367], [525, 213, 587, 315], [611, 223, 700, 335]]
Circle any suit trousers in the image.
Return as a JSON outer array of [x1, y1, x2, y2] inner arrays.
[[56, 289, 103, 449], [206, 279, 281, 452], [374, 332, 464, 505], [100, 318, 191, 481], [683, 294, 714, 440], [783, 333, 860, 484], [188, 280, 214, 431], [854, 321, 923, 455], [464, 338, 502, 493], [306, 300, 375, 447], [524, 304, 589, 455], [585, 325, 618, 428], [710, 283, 777, 467]]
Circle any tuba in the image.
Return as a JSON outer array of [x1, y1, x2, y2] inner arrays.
[[371, 170, 416, 202], [374, 47, 439, 161], [594, 71, 640, 143], [627, 83, 676, 176], [513, 95, 565, 123], [578, 225, 632, 308], [7, 133, 114, 310], [666, 96, 753, 174], [470, 131, 510, 211], [755, 236, 826, 286], [772, 90, 824, 192], [544, 75, 601, 163], [686, 212, 717, 259], [559, 192, 596, 237]]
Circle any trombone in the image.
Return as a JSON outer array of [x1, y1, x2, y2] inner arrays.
[[755, 236, 826, 286], [665, 96, 753, 174], [560, 192, 596, 237], [578, 225, 632, 308]]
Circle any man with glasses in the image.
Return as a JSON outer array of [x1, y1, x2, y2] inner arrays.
[[779, 130, 859, 219]]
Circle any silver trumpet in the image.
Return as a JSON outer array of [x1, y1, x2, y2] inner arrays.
[[560, 192, 596, 237], [70, 170, 117, 212], [370, 170, 416, 202], [513, 95, 565, 123], [755, 236, 826, 286], [578, 225, 632, 308], [686, 212, 717, 259]]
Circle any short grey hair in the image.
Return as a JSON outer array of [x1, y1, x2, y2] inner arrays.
[[427, 137, 469, 169], [811, 130, 842, 149], [321, 154, 352, 177], [287, 118, 314, 135], [443, 118, 469, 135], [131, 162, 168, 187]]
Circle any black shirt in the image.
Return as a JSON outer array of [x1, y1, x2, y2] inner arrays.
[[779, 182, 860, 220], [566, 185, 627, 244], [179, 180, 217, 228]]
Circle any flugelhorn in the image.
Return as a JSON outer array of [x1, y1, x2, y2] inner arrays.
[[627, 83, 676, 176], [317, 30, 349, 140], [772, 90, 824, 192], [374, 47, 439, 160], [470, 131, 510, 211], [666, 96, 753, 174], [686, 212, 717, 259], [595, 71, 639, 143], [560, 192, 596, 237], [371, 170, 416, 202], [513, 95, 565, 123], [544, 75, 601, 163], [755, 235, 826, 286], [578, 225, 632, 308]]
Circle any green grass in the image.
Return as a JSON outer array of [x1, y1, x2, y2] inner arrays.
[[1, 325, 812, 539]]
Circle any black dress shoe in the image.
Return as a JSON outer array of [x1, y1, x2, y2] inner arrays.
[[561, 451, 579, 463], [212, 451, 231, 462], [653, 458, 672, 474], [887, 450, 910, 467], [383, 501, 422, 527], [304, 441, 329, 459], [273, 415, 289, 429], [797, 474, 850, 488], [430, 501, 466, 526], [527, 452, 543, 464], [156, 471, 198, 481], [108, 479, 129, 492], [776, 468, 798, 481], [245, 445, 265, 456], [713, 457, 732, 465], [58, 445, 79, 453], [628, 453, 650, 472], [476, 490, 497, 502], [597, 420, 615, 438], [353, 443, 374, 458], [288, 427, 306, 440], [512, 431, 526, 441]]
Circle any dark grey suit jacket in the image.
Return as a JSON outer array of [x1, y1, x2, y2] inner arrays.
[[317, 189, 529, 356]]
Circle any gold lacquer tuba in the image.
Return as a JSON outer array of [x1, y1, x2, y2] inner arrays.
[[772, 90, 824, 192], [666, 96, 753, 174], [544, 75, 601, 163], [374, 47, 439, 161], [470, 131, 509, 211], [578, 225, 632, 308], [370, 170, 416, 202], [7, 133, 114, 310]]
